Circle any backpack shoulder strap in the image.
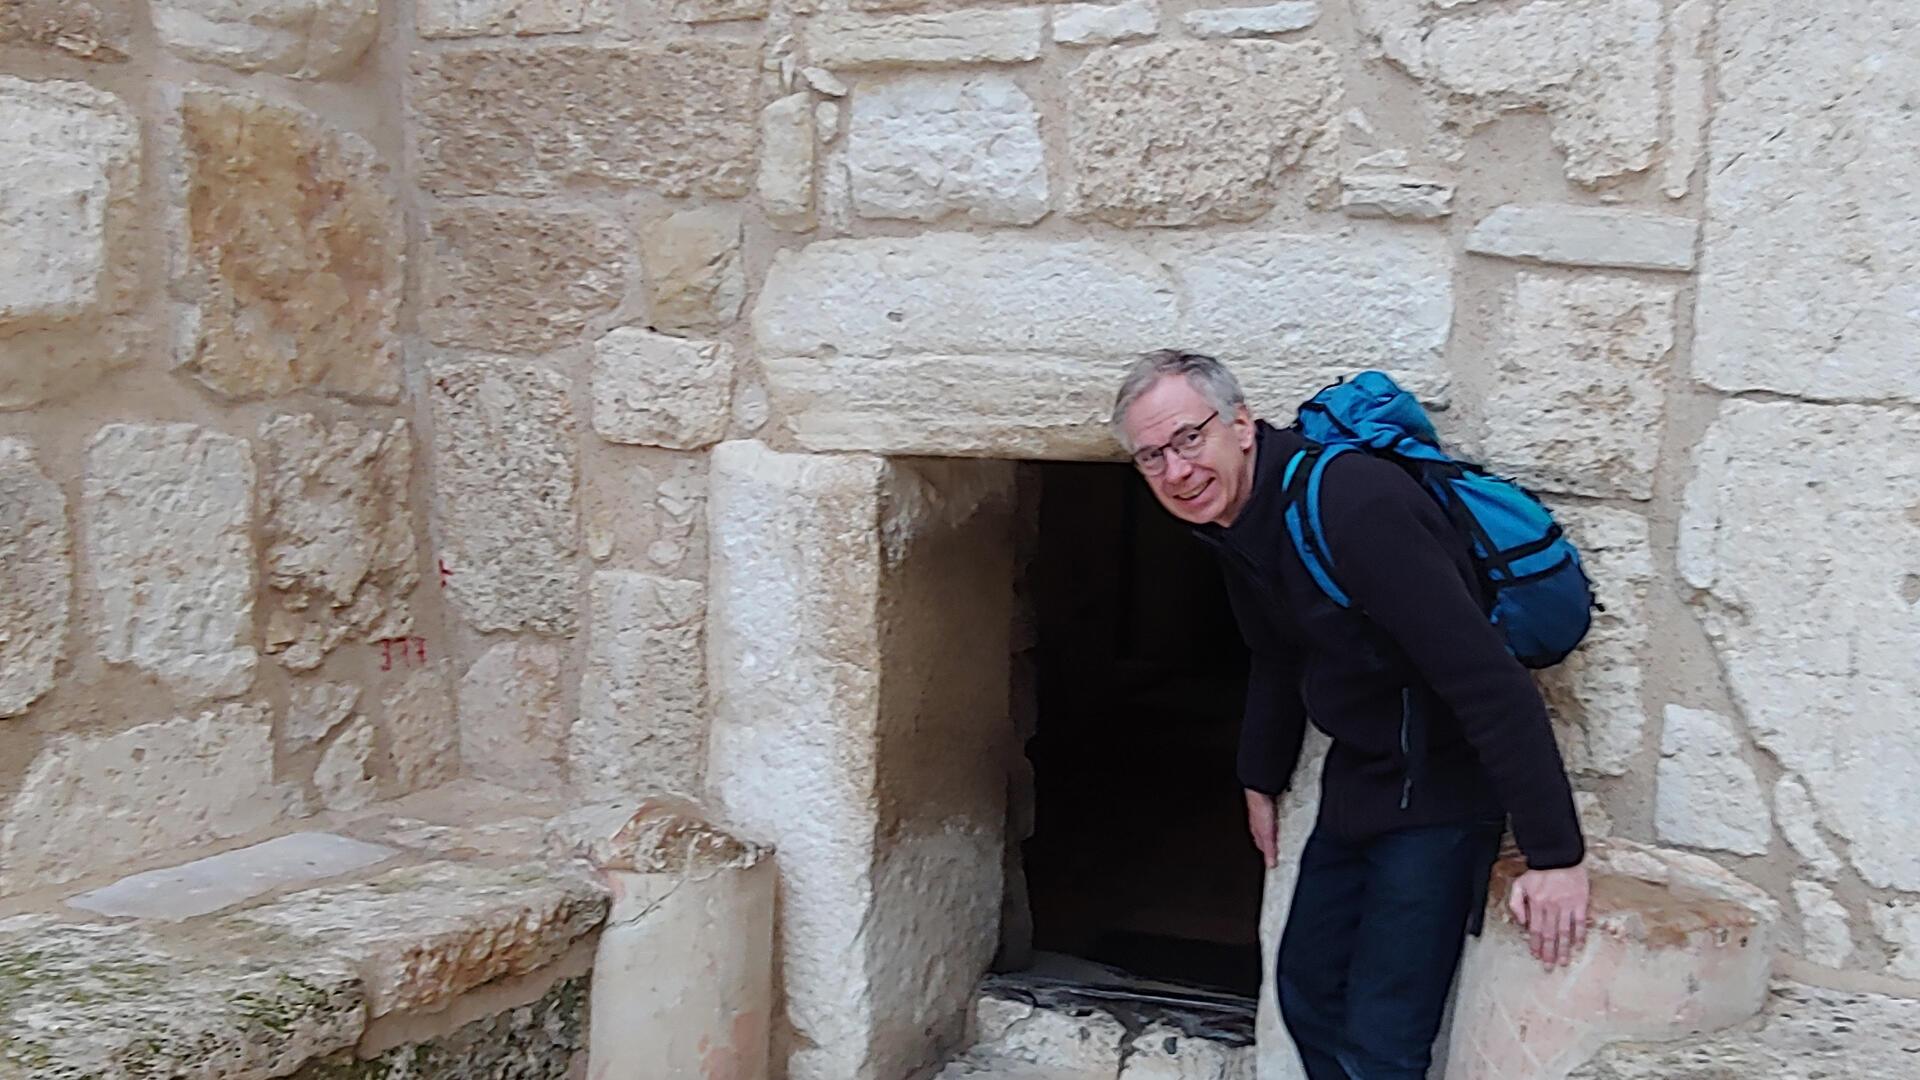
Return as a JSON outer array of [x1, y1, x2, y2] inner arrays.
[[1281, 444, 1356, 609]]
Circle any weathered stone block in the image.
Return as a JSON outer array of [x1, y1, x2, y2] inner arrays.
[[1791, 880, 1853, 968], [154, 0, 379, 78], [175, 90, 403, 402], [1183, 0, 1318, 38], [573, 571, 706, 799], [85, 423, 257, 698], [1679, 401, 1920, 890], [1067, 40, 1338, 226], [66, 832, 397, 921], [0, 77, 140, 409], [1538, 506, 1653, 778], [0, 0, 135, 60], [1051, 0, 1158, 46], [1696, 1, 1920, 404], [459, 641, 568, 791], [422, 204, 629, 354], [0, 917, 365, 1076], [1873, 901, 1920, 981], [671, 0, 766, 23], [261, 415, 417, 672], [292, 976, 587, 1079], [316, 717, 379, 811], [847, 73, 1048, 225], [1354, 0, 1662, 186], [411, 43, 760, 197], [1120, 1022, 1254, 1079], [583, 448, 708, 574], [754, 234, 1179, 359], [416, 0, 604, 37], [759, 92, 816, 231], [1480, 273, 1675, 499], [591, 328, 735, 450], [806, 9, 1045, 68], [384, 666, 458, 794], [429, 356, 579, 634], [0, 704, 284, 895], [1774, 776, 1843, 881], [0, 440, 68, 718], [1656, 706, 1770, 856], [641, 206, 745, 334], [288, 681, 360, 748], [1339, 173, 1453, 219], [222, 861, 607, 1017], [1466, 204, 1696, 271]]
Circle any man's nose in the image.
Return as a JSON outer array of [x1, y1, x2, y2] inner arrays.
[[1161, 450, 1195, 484]]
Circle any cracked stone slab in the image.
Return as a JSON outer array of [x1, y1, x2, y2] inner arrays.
[[0, 916, 365, 1077], [218, 861, 608, 1016], [66, 832, 398, 921]]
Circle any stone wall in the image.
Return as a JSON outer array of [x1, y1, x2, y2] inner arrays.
[[5, 0, 1920, 1077]]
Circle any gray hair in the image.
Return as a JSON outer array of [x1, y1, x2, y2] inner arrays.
[[1109, 350, 1247, 452]]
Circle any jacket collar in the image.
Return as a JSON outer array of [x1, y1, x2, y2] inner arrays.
[[1193, 419, 1305, 545]]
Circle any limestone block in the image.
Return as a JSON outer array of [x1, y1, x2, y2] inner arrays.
[[972, 995, 1127, 1072], [261, 415, 417, 672], [0, 0, 135, 60], [847, 73, 1049, 225], [1253, 731, 1329, 1080], [1773, 776, 1843, 881], [583, 448, 708, 574], [1695, 1, 1920, 404], [1875, 901, 1920, 981], [421, 204, 628, 354], [754, 234, 1178, 359], [0, 77, 140, 409], [1538, 506, 1653, 778], [175, 90, 403, 402], [66, 832, 396, 921], [1353, 0, 1661, 185], [316, 717, 379, 810], [288, 681, 360, 748], [154, 0, 379, 78], [459, 641, 567, 791], [1791, 881, 1853, 968], [292, 976, 588, 1079], [384, 666, 458, 794], [1443, 839, 1777, 1078], [1567, 981, 1920, 1079], [573, 571, 706, 799], [411, 43, 760, 197], [1662, 0, 1709, 199], [85, 423, 257, 698], [1656, 706, 1770, 856], [671, 0, 766, 22], [0, 917, 365, 1076], [0, 440, 69, 718], [1183, 1, 1318, 39], [417, 0, 606, 37], [1067, 41, 1339, 226], [1480, 274, 1674, 499], [1339, 173, 1453, 219], [591, 328, 736, 450], [222, 861, 608, 1017], [0, 704, 284, 895], [1466, 205, 1697, 272], [640, 206, 745, 334], [429, 356, 579, 634], [806, 9, 1045, 68], [1678, 401, 1920, 890], [758, 92, 816, 231], [1051, 0, 1158, 46], [576, 801, 773, 1080], [1120, 1023, 1254, 1079]]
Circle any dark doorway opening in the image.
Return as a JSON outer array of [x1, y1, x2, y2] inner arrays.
[[1016, 461, 1261, 998]]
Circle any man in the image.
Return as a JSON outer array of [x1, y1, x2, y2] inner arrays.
[[1110, 350, 1590, 1079]]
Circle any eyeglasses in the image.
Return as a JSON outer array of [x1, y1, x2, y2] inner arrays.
[[1131, 411, 1219, 475]]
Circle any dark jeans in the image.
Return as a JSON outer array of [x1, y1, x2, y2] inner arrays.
[[1276, 821, 1502, 1080]]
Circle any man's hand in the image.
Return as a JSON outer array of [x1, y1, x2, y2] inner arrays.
[[1244, 789, 1279, 868], [1507, 863, 1591, 967]]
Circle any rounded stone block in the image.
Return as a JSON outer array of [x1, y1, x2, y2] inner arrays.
[[154, 0, 379, 79]]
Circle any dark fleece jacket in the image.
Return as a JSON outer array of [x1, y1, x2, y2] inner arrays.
[[1191, 421, 1585, 870]]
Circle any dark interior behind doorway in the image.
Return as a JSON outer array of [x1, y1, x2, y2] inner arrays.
[[1020, 461, 1262, 997]]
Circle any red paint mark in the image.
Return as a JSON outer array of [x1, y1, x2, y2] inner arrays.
[[437, 558, 453, 588], [379, 639, 394, 671], [376, 636, 429, 669], [413, 636, 427, 663]]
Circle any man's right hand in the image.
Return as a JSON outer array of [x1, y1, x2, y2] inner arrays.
[[1245, 788, 1279, 868]]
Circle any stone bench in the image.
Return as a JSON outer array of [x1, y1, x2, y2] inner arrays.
[[0, 786, 610, 1078]]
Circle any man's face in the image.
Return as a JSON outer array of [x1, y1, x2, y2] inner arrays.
[[1120, 374, 1257, 527]]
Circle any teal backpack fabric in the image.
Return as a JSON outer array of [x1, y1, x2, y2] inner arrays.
[[1281, 371, 1596, 669]]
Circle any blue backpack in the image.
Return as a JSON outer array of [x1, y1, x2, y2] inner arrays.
[[1281, 371, 1595, 669]]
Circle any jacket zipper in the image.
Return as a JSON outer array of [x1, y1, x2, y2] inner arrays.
[[1399, 687, 1414, 810]]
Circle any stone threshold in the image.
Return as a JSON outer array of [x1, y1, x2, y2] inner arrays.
[[0, 780, 611, 1078]]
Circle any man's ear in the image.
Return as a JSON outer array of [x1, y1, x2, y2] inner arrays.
[[1233, 405, 1256, 449]]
